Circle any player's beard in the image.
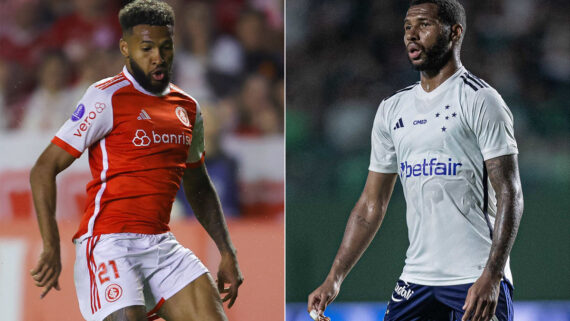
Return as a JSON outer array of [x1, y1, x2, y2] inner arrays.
[[128, 58, 171, 94], [409, 32, 452, 72]]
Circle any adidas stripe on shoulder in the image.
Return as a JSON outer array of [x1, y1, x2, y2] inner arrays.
[[460, 71, 490, 92], [383, 82, 419, 101], [95, 74, 127, 90]]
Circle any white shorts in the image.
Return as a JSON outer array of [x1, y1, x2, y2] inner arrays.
[[74, 232, 209, 321]]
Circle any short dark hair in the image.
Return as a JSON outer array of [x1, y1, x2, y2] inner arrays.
[[119, 0, 175, 34], [410, 0, 466, 32]]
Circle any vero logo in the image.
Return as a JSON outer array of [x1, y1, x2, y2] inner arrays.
[[72, 102, 106, 137]]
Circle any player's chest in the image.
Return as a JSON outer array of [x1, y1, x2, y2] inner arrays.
[[389, 97, 470, 153], [110, 96, 196, 150]]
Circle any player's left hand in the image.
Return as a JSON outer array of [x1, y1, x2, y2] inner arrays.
[[30, 246, 62, 299], [217, 251, 244, 308], [462, 271, 501, 321]]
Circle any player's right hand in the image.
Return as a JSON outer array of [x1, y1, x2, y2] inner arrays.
[[30, 246, 62, 298], [307, 279, 340, 320]]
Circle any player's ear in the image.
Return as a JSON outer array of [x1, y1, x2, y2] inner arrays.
[[450, 24, 463, 43], [119, 38, 129, 58]]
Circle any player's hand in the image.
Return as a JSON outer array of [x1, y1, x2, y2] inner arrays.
[[30, 246, 62, 299], [307, 278, 340, 320], [462, 271, 501, 321], [217, 251, 243, 308]]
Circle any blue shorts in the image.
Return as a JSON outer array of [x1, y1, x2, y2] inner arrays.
[[384, 279, 514, 321]]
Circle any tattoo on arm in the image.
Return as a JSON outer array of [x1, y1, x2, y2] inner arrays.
[[484, 154, 524, 279]]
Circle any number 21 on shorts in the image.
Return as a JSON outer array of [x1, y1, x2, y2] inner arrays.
[[98, 260, 120, 284]]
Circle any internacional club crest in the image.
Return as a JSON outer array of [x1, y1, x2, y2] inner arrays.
[[105, 284, 123, 302], [175, 106, 190, 127]]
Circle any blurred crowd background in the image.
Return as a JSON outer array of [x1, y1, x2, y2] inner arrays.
[[287, 0, 569, 310], [0, 0, 284, 220]]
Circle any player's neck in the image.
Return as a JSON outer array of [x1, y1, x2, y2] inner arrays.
[[419, 56, 462, 92]]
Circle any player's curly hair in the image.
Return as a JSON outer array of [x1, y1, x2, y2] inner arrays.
[[410, 0, 466, 31], [119, 0, 175, 34]]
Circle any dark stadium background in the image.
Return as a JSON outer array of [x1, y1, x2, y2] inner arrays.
[[286, 0, 570, 319]]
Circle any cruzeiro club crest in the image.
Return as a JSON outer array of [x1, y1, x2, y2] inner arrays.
[[434, 105, 457, 133], [175, 106, 190, 127]]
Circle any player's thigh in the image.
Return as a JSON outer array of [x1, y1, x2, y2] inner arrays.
[[443, 281, 513, 321], [102, 305, 147, 321], [384, 280, 440, 321], [75, 235, 146, 321], [158, 273, 227, 321]]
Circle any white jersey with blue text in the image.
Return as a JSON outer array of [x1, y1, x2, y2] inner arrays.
[[369, 66, 518, 286]]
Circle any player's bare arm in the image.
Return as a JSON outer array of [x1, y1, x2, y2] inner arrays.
[[29, 143, 76, 298], [463, 154, 523, 321], [182, 164, 244, 308], [308, 172, 397, 318]]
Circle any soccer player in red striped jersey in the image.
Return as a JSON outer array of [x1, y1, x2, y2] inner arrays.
[[29, 1, 242, 320]]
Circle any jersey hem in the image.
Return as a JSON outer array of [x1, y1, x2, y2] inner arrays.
[[400, 273, 514, 286], [52, 136, 82, 158], [399, 274, 481, 286], [368, 165, 398, 173], [74, 229, 172, 242]]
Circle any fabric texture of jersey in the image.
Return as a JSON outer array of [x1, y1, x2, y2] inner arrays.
[[74, 232, 208, 321], [369, 66, 518, 286], [53, 67, 205, 241], [384, 279, 513, 321]]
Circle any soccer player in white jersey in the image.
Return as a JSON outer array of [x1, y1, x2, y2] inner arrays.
[[29, 1, 242, 320], [308, 1, 523, 321]]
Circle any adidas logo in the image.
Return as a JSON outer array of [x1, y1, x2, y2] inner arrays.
[[393, 117, 404, 130], [137, 109, 151, 120]]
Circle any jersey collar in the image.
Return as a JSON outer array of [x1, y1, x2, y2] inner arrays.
[[415, 66, 466, 99], [122, 66, 171, 97]]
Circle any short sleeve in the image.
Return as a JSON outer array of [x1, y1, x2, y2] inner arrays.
[[186, 102, 205, 168], [470, 88, 518, 160], [369, 101, 398, 173], [52, 85, 114, 158]]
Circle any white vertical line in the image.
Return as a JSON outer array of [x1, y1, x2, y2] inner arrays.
[[85, 138, 108, 239]]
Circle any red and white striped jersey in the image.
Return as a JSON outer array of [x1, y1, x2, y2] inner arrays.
[[53, 67, 205, 241]]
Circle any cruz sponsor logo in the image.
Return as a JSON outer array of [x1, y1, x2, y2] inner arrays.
[[132, 129, 191, 147], [391, 282, 414, 302], [400, 158, 462, 178]]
